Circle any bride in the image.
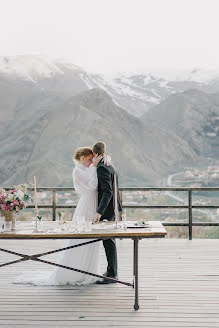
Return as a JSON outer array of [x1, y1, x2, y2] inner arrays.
[[14, 147, 107, 286]]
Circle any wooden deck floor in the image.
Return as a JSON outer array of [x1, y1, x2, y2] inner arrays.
[[1, 238, 219, 327]]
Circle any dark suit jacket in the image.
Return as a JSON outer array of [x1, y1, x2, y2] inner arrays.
[[97, 159, 122, 221]]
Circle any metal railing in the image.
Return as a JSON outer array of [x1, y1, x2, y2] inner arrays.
[[5, 187, 219, 240]]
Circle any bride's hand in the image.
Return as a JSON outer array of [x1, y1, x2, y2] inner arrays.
[[93, 155, 103, 167], [103, 155, 111, 166], [92, 213, 102, 223]]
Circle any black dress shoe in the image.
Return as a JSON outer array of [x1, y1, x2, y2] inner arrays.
[[96, 275, 118, 284]]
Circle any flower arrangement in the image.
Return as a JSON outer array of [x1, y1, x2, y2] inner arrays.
[[0, 184, 29, 232], [0, 184, 29, 213]]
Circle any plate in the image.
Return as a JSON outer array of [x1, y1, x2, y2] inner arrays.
[[126, 222, 150, 229]]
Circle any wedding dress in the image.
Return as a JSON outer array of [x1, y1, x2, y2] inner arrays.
[[14, 162, 100, 286]]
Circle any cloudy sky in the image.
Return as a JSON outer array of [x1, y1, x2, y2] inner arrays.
[[0, 0, 219, 73]]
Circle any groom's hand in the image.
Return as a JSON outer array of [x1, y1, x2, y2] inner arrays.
[[93, 213, 102, 223]]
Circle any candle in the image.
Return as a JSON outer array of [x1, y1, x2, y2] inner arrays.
[[34, 176, 38, 215]]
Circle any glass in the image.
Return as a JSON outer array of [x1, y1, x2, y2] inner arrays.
[[4, 220, 12, 232], [67, 221, 77, 232], [37, 217, 43, 232], [0, 216, 4, 233], [43, 221, 59, 232], [61, 221, 73, 232], [57, 211, 63, 227]]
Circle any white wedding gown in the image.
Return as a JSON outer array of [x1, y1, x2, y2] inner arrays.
[[14, 162, 100, 286]]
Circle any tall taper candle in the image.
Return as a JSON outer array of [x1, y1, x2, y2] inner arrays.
[[34, 176, 38, 215]]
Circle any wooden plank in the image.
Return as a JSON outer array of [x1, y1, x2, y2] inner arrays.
[[1, 239, 219, 327]]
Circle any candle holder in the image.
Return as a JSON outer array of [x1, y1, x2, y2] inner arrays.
[[32, 213, 41, 233], [115, 212, 119, 229], [32, 176, 39, 232]]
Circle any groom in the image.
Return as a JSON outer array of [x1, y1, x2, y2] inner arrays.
[[92, 141, 122, 284]]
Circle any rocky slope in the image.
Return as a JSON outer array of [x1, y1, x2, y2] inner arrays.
[[0, 88, 197, 187], [143, 89, 219, 159]]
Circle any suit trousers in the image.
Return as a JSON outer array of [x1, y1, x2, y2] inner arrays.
[[102, 238, 118, 277]]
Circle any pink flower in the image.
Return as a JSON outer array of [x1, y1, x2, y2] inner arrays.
[[16, 206, 19, 212], [13, 200, 19, 205]]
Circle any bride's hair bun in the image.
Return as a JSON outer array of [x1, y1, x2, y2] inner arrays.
[[74, 147, 93, 162]]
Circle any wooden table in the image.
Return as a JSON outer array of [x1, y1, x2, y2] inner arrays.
[[0, 221, 166, 310]]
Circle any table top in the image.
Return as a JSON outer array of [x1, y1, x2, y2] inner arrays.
[[0, 221, 166, 239]]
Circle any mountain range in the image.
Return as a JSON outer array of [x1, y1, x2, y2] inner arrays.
[[0, 55, 218, 187]]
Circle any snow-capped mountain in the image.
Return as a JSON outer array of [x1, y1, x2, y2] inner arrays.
[[1, 55, 219, 117], [82, 70, 206, 117], [185, 68, 219, 83], [103, 68, 219, 116], [0, 55, 172, 116], [80, 72, 165, 116], [0, 55, 82, 82], [101, 72, 205, 116], [138, 67, 219, 84]]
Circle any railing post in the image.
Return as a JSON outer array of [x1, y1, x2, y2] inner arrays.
[[52, 190, 56, 221], [119, 190, 123, 207], [119, 190, 123, 221], [188, 189, 192, 240]]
